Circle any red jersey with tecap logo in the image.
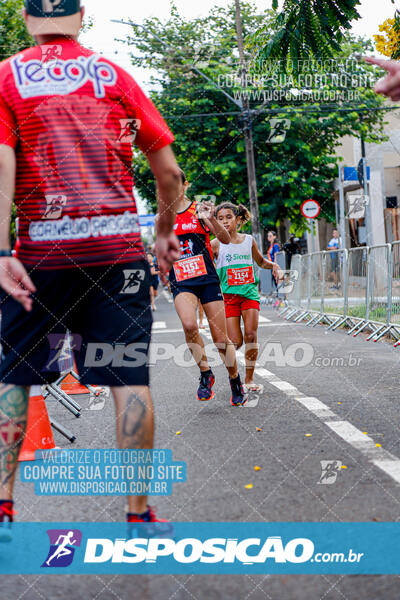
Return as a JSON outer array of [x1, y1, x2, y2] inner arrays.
[[0, 37, 174, 269]]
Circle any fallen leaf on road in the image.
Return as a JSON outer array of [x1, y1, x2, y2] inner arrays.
[[256, 427, 263, 432], [254, 466, 261, 471], [376, 443, 381, 447], [245, 484, 253, 489], [362, 432, 368, 435], [305, 433, 312, 437], [176, 431, 182, 435], [341, 465, 347, 469]]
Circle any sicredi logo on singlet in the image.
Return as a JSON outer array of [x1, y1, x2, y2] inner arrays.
[[11, 54, 117, 99], [226, 253, 251, 263]]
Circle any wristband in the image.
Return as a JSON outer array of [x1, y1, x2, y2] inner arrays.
[[0, 250, 12, 257]]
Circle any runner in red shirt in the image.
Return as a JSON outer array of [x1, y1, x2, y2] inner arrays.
[[168, 171, 247, 406], [0, 0, 181, 531]]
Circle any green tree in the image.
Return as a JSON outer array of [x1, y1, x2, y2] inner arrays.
[[249, 0, 361, 70], [0, 0, 33, 61], [124, 3, 384, 236]]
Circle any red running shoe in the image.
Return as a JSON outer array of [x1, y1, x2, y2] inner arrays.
[[0, 501, 16, 543], [127, 506, 173, 538]]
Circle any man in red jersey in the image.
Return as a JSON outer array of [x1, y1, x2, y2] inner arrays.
[[0, 0, 181, 532]]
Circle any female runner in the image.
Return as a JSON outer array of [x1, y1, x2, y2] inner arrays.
[[147, 251, 159, 311], [166, 172, 247, 406], [213, 203, 281, 392]]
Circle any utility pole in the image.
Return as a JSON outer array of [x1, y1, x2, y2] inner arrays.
[[338, 164, 346, 250], [358, 114, 372, 246], [234, 0, 262, 250], [360, 136, 372, 247]]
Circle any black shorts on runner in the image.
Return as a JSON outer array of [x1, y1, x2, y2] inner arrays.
[[150, 275, 159, 291], [0, 260, 152, 386], [171, 281, 223, 305]]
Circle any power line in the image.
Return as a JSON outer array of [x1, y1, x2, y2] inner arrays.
[[163, 104, 398, 120]]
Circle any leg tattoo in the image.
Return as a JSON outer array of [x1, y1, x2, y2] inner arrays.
[[121, 392, 150, 449], [112, 387, 154, 514], [0, 385, 29, 493]]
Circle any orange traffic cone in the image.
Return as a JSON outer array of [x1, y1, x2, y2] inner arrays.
[[18, 385, 56, 461], [60, 371, 91, 395], [60, 357, 103, 396]]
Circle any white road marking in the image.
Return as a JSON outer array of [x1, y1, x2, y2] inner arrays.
[[326, 421, 372, 446], [232, 325, 400, 483], [372, 460, 400, 483], [153, 305, 400, 483], [251, 366, 400, 485], [153, 321, 167, 330], [269, 381, 298, 392], [295, 397, 337, 419], [252, 368, 277, 381]]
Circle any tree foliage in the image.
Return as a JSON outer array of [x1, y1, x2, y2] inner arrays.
[[0, 0, 33, 62], [123, 2, 385, 237], [248, 0, 362, 73]]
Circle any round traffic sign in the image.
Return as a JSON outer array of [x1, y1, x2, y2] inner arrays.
[[301, 199, 320, 219]]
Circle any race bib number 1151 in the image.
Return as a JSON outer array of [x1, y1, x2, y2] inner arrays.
[[174, 255, 207, 282]]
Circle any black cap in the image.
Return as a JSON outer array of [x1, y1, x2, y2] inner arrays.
[[25, 0, 81, 18]]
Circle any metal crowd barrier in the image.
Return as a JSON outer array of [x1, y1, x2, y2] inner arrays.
[[43, 332, 108, 442], [280, 243, 400, 345]]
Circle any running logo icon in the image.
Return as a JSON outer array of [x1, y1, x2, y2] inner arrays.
[[120, 269, 145, 294], [42, 529, 82, 568], [44, 333, 82, 372], [43, 194, 67, 220], [180, 239, 194, 257], [278, 270, 299, 295], [318, 460, 342, 485], [347, 195, 369, 219], [267, 119, 291, 143], [40, 45, 62, 63], [118, 119, 141, 143]]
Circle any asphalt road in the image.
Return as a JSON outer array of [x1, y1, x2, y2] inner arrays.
[[3, 291, 400, 599]]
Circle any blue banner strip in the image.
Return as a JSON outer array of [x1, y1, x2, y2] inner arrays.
[[0, 523, 399, 574]]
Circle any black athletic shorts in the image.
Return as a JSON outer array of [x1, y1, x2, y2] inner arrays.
[[171, 281, 223, 305], [0, 260, 152, 386], [150, 275, 159, 291]]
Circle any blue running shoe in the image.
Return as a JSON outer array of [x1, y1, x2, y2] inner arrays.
[[197, 370, 215, 401], [230, 374, 247, 406]]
